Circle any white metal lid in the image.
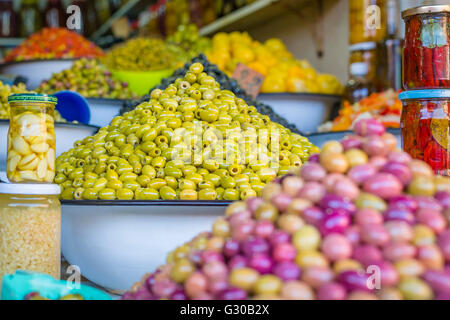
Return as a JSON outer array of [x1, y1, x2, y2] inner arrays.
[[0, 183, 61, 195], [350, 62, 369, 76]]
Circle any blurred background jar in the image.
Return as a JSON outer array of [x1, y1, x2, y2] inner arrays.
[[349, 0, 387, 45], [0, 0, 17, 37], [345, 62, 373, 103], [43, 0, 65, 28], [19, 0, 42, 38], [95, 0, 112, 26], [349, 41, 377, 85], [0, 184, 61, 288]]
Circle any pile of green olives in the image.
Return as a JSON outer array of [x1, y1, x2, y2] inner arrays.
[[55, 62, 319, 201]]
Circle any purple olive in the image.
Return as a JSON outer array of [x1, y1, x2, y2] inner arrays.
[[384, 207, 416, 224], [415, 196, 443, 212], [436, 192, 450, 209], [302, 206, 325, 227], [242, 237, 270, 257], [219, 287, 248, 300], [423, 270, 450, 294], [381, 161, 412, 185], [273, 261, 301, 281], [388, 195, 418, 212], [319, 209, 351, 235], [223, 239, 240, 258], [352, 245, 383, 266], [228, 255, 247, 270], [354, 119, 386, 137], [341, 135, 363, 150], [301, 162, 327, 182], [320, 194, 357, 215], [269, 230, 291, 246], [338, 270, 372, 292], [248, 254, 274, 274]]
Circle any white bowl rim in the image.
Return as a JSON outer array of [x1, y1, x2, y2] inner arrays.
[[0, 58, 80, 68]]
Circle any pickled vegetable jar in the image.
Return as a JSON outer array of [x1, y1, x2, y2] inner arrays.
[[399, 90, 449, 176], [7, 94, 57, 183], [402, 5, 450, 90], [349, 0, 387, 45], [0, 184, 61, 289]]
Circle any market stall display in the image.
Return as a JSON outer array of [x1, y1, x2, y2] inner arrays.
[[37, 59, 138, 100], [123, 119, 450, 300], [3, 28, 104, 62], [206, 32, 343, 95], [166, 24, 212, 62], [122, 55, 304, 134], [55, 62, 319, 201], [318, 90, 402, 132], [402, 5, 450, 90]]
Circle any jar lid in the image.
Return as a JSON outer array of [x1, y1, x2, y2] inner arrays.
[[8, 93, 58, 104], [0, 183, 61, 195], [402, 5, 450, 19], [350, 62, 369, 76], [349, 42, 376, 52], [399, 89, 450, 100]]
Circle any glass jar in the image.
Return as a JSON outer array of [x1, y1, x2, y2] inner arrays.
[[399, 90, 449, 176], [7, 94, 57, 184], [402, 5, 450, 90], [349, 41, 377, 84], [349, 0, 387, 45], [345, 62, 373, 104], [19, 0, 42, 38], [0, 183, 61, 289], [43, 0, 65, 28], [0, 0, 17, 37]]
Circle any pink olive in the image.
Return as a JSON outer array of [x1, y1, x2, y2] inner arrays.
[[271, 193, 293, 212], [345, 225, 361, 245], [363, 136, 388, 157], [231, 220, 255, 241], [320, 194, 357, 214], [338, 270, 372, 292], [323, 173, 346, 191], [246, 197, 264, 214], [229, 210, 252, 227], [185, 272, 208, 298], [369, 156, 388, 170], [301, 162, 327, 182], [353, 245, 383, 266], [384, 221, 414, 243], [363, 173, 403, 199], [416, 196, 443, 212], [298, 182, 326, 203], [273, 262, 301, 281], [381, 132, 398, 151], [203, 261, 228, 281], [332, 177, 360, 200], [423, 270, 450, 294], [273, 243, 297, 262], [354, 118, 386, 137], [242, 237, 270, 257], [389, 195, 418, 212], [254, 220, 275, 238], [354, 208, 383, 226], [269, 230, 291, 246], [341, 135, 363, 150], [152, 279, 177, 298], [248, 254, 274, 274], [387, 151, 412, 164], [322, 233, 353, 261], [372, 261, 400, 287], [438, 231, 450, 262], [417, 244, 444, 270], [361, 224, 390, 246], [302, 267, 334, 289], [383, 243, 417, 261], [318, 282, 347, 300], [228, 255, 247, 270], [219, 288, 247, 300], [223, 239, 240, 258], [381, 161, 412, 186], [281, 176, 305, 197], [416, 209, 447, 233], [347, 164, 377, 185], [302, 206, 325, 227], [208, 280, 229, 295]]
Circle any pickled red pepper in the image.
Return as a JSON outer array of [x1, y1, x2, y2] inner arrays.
[[403, 10, 450, 89]]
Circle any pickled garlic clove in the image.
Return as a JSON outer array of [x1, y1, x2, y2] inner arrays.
[[17, 113, 41, 126], [12, 136, 31, 155], [31, 142, 50, 153], [47, 148, 55, 170], [19, 170, 38, 181], [7, 155, 21, 173], [37, 159, 48, 179]]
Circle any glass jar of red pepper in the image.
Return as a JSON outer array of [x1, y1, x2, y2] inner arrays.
[[399, 90, 449, 176], [402, 5, 450, 90]]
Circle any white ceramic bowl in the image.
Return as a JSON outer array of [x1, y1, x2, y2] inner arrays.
[[257, 93, 341, 134], [61, 200, 229, 292], [86, 98, 125, 127], [307, 128, 402, 149], [0, 120, 99, 172], [0, 59, 76, 89]]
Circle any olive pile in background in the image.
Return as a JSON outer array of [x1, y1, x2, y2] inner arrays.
[[37, 59, 137, 100], [102, 38, 181, 72], [167, 25, 211, 62], [0, 81, 66, 122], [122, 55, 302, 135], [55, 62, 319, 201], [123, 119, 450, 300]]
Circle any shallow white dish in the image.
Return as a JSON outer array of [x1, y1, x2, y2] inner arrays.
[[61, 200, 229, 292], [0, 59, 76, 89], [0, 120, 99, 172], [257, 93, 341, 134], [86, 98, 125, 127], [307, 128, 402, 149]]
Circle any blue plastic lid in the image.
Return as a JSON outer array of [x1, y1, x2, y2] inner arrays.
[[399, 89, 450, 100], [53, 91, 90, 124]]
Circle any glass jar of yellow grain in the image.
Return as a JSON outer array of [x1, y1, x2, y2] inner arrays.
[[349, 0, 387, 45], [7, 94, 57, 183], [0, 184, 61, 290]]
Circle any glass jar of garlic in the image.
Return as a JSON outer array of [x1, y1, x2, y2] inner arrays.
[[0, 183, 61, 290], [7, 94, 57, 183]]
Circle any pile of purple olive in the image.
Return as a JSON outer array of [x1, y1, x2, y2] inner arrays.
[[123, 119, 450, 300]]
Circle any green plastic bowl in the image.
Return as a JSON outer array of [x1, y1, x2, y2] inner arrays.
[[112, 69, 174, 96]]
